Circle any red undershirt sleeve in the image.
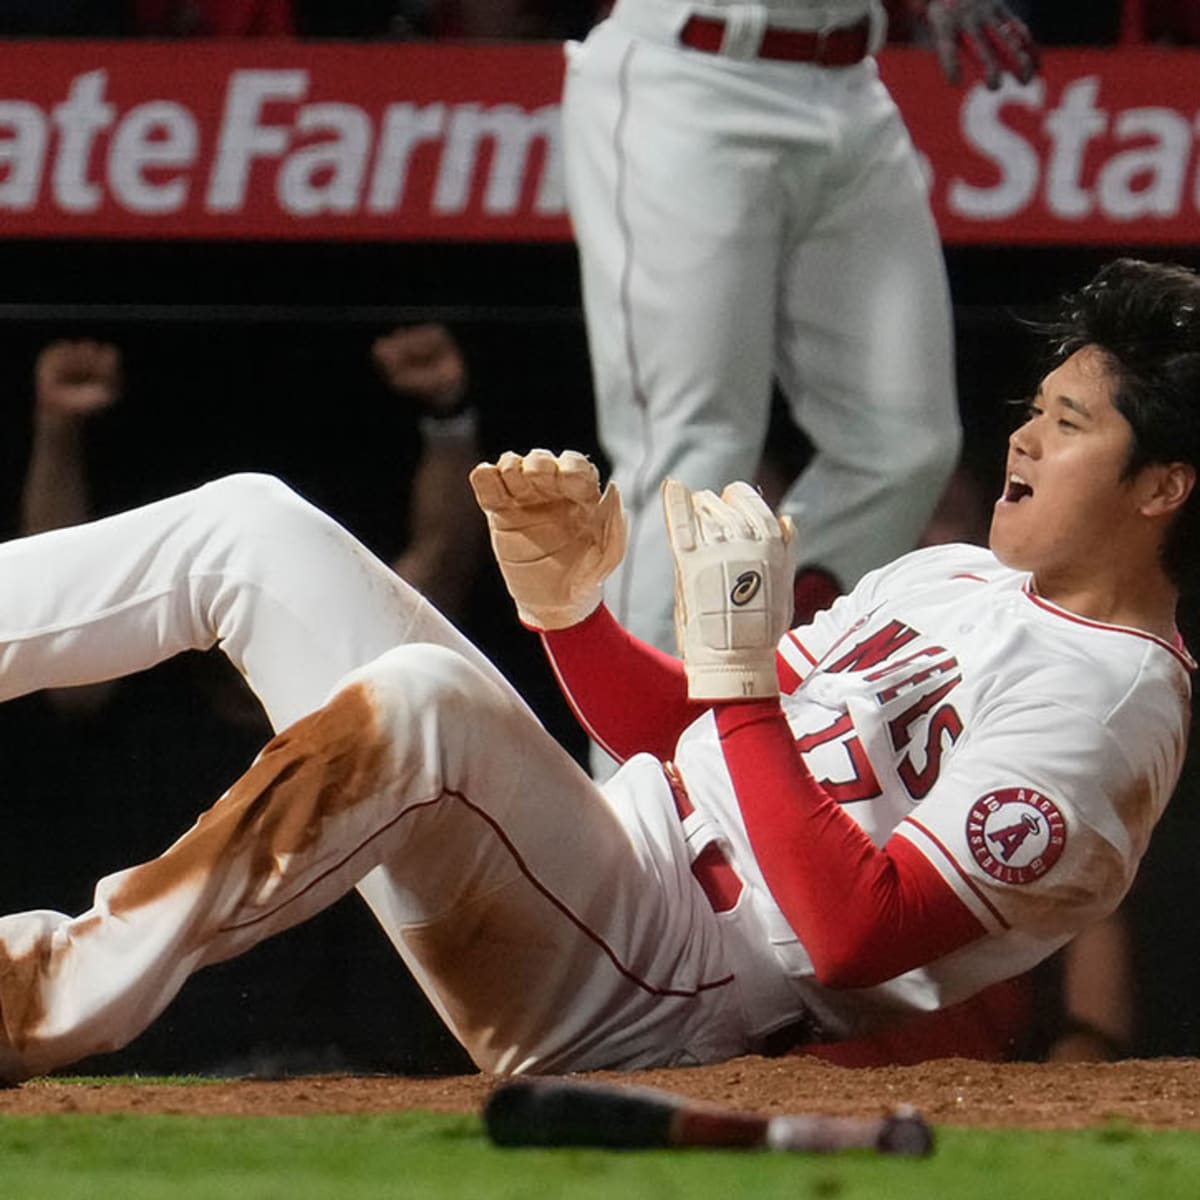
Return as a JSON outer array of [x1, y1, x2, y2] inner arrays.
[[539, 605, 707, 763], [717, 700, 987, 988]]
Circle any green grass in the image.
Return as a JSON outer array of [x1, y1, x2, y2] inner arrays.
[[2, 1114, 1200, 1199]]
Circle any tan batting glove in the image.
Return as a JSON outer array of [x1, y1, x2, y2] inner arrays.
[[663, 479, 796, 701], [469, 449, 627, 631]]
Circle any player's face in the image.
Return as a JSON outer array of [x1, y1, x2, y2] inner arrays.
[[989, 345, 1143, 584]]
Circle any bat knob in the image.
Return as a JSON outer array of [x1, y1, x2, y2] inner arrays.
[[875, 1106, 935, 1157]]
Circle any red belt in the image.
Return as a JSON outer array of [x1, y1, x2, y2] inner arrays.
[[663, 761, 744, 914], [679, 13, 872, 65]]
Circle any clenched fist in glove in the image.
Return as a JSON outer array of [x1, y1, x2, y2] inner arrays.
[[469, 449, 626, 630], [909, 0, 1038, 90], [662, 479, 796, 702]]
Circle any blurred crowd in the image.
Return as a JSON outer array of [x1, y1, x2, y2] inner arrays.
[[1, 0, 1199, 43]]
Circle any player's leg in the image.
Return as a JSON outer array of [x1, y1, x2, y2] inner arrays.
[[0, 473, 513, 732], [773, 70, 960, 593], [0, 644, 748, 1080], [563, 23, 782, 655]]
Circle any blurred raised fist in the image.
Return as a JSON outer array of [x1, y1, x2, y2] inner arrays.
[[910, 0, 1038, 90], [372, 323, 468, 415], [35, 339, 122, 418]]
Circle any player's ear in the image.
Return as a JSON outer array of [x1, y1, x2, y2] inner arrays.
[[1137, 461, 1195, 520]]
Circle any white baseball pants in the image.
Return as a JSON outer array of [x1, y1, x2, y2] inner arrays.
[[563, 6, 961, 654], [0, 475, 798, 1081]]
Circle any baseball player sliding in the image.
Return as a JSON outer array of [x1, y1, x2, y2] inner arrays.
[[0, 258, 1194, 1083], [561, 0, 1038, 683]]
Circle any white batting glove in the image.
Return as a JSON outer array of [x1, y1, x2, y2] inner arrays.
[[469, 449, 626, 630], [910, 0, 1038, 89], [662, 479, 796, 702]]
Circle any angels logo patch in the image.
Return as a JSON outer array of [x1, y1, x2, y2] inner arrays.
[[966, 788, 1067, 885]]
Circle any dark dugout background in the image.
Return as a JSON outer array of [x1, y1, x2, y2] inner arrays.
[[0, 237, 1196, 1075]]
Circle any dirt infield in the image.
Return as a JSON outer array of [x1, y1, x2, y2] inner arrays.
[[4, 1057, 1200, 1129]]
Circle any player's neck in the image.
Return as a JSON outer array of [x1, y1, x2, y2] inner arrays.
[[1031, 558, 1179, 642]]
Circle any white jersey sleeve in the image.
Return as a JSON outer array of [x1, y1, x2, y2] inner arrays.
[[890, 603, 1190, 941], [898, 695, 1165, 937]]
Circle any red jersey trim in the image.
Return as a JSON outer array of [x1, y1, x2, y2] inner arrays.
[[1022, 583, 1197, 671], [776, 652, 803, 694], [785, 632, 819, 667], [901, 816, 1011, 931]]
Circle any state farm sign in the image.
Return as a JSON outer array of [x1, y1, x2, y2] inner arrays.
[[0, 41, 567, 239], [0, 41, 1197, 244], [882, 47, 1200, 244], [2, 68, 561, 221]]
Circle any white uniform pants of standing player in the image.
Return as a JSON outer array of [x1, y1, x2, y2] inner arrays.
[[562, 0, 960, 658], [0, 475, 808, 1082]]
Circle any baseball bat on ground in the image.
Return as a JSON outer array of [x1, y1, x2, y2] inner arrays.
[[483, 1077, 934, 1157]]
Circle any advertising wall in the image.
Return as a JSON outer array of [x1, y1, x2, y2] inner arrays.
[[0, 41, 1196, 244]]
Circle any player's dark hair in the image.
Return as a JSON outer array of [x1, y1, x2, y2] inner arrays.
[[1043, 257, 1200, 593]]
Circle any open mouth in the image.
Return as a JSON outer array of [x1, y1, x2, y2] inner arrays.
[[1003, 473, 1034, 503]]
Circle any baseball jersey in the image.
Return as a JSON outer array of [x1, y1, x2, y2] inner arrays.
[[548, 542, 1193, 1038]]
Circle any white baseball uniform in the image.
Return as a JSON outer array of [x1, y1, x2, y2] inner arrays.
[[561, 0, 961, 659], [0, 480, 1188, 1081]]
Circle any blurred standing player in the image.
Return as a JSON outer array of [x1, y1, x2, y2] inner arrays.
[[561, 0, 1039, 682]]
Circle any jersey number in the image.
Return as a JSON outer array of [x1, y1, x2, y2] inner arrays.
[[795, 704, 963, 804], [794, 712, 882, 803]]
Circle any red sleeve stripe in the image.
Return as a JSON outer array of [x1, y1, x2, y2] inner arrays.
[[779, 635, 817, 682], [898, 818, 1010, 931], [776, 652, 803, 694]]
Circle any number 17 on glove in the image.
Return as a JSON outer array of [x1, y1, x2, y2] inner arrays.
[[662, 479, 796, 702]]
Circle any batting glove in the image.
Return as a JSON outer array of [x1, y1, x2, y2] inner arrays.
[[469, 448, 626, 630], [663, 479, 796, 702], [910, 0, 1038, 90]]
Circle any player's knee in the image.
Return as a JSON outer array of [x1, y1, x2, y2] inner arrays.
[[196, 472, 301, 520], [192, 473, 326, 544], [338, 644, 509, 783], [350, 643, 495, 724]]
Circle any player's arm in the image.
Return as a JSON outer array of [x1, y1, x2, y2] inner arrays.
[[540, 606, 705, 763], [665, 479, 985, 988], [470, 449, 698, 762], [717, 700, 986, 987]]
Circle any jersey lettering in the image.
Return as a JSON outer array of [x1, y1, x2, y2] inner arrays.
[[815, 620, 967, 803], [863, 645, 943, 683], [826, 620, 919, 674], [875, 657, 960, 704], [887, 674, 962, 750], [896, 703, 963, 800], [793, 711, 882, 803]]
